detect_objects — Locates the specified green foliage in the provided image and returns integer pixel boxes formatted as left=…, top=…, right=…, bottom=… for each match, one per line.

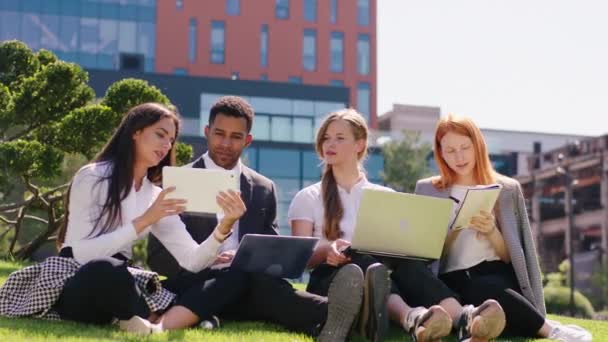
left=0, top=40, right=189, bottom=260
left=175, top=142, right=193, bottom=166
left=0, top=40, right=39, bottom=86
left=101, top=78, right=171, bottom=116
left=0, top=140, right=63, bottom=180
left=544, top=259, right=596, bottom=318
left=381, top=131, right=432, bottom=192
left=544, top=285, right=596, bottom=318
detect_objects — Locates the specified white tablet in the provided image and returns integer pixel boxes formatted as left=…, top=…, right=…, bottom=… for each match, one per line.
left=162, top=166, right=239, bottom=214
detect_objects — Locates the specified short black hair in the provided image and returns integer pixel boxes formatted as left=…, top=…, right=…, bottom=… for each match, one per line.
left=209, top=96, right=254, bottom=132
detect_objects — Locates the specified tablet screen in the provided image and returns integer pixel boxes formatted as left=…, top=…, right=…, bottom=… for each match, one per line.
left=162, top=166, right=239, bottom=214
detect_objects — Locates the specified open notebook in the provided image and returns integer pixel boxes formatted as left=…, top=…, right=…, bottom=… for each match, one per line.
left=451, top=184, right=502, bottom=230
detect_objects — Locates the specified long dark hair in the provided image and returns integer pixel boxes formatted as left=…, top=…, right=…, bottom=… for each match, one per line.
left=315, top=109, right=369, bottom=241
left=57, top=103, right=180, bottom=248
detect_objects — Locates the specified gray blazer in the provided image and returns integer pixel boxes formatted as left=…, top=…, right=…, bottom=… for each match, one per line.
left=415, top=176, right=546, bottom=315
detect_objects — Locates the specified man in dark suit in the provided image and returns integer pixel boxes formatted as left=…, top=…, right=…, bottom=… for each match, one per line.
left=147, top=96, right=370, bottom=340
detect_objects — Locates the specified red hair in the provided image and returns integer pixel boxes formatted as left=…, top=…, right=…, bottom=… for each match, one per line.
left=432, top=114, right=497, bottom=190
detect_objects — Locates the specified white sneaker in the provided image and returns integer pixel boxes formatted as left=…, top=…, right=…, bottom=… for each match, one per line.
left=118, top=316, right=162, bottom=335
left=548, top=321, right=592, bottom=342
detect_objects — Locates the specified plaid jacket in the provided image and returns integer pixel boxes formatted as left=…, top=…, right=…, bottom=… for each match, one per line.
left=0, top=256, right=176, bottom=320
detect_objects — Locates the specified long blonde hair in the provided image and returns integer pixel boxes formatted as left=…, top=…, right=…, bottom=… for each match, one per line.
left=315, top=109, right=369, bottom=241
left=432, top=114, right=497, bottom=190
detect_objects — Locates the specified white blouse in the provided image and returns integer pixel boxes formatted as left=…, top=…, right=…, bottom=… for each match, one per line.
left=441, top=185, right=500, bottom=274
left=62, top=162, right=222, bottom=272
left=288, top=176, right=393, bottom=244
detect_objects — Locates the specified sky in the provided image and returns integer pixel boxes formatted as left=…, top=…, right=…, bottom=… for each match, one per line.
left=377, top=0, right=608, bottom=136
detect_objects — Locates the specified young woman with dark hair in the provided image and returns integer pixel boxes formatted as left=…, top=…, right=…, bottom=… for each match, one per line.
left=1, top=103, right=246, bottom=333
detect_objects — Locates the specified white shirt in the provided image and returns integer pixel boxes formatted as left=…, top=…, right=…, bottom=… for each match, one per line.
left=441, top=185, right=500, bottom=274
left=287, top=176, right=394, bottom=244
left=202, top=152, right=242, bottom=253
left=62, top=162, right=222, bottom=272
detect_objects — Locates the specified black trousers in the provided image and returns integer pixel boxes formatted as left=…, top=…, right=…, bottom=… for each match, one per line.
left=308, top=254, right=456, bottom=309
left=164, top=268, right=328, bottom=336
left=55, top=260, right=327, bottom=335
left=439, top=260, right=545, bottom=337
left=221, top=272, right=328, bottom=336
left=55, top=260, right=151, bottom=324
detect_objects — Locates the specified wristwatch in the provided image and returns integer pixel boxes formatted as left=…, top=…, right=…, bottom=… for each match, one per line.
left=213, top=229, right=233, bottom=242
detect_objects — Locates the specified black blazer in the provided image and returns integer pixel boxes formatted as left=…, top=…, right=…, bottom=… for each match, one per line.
left=147, top=156, right=279, bottom=278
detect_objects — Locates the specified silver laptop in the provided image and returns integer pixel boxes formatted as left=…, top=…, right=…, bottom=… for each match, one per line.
left=350, top=189, right=453, bottom=260
left=230, top=234, right=319, bottom=279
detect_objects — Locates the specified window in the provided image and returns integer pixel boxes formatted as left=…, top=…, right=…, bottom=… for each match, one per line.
left=188, top=18, right=197, bottom=62
left=302, top=29, right=316, bottom=71
left=173, top=68, right=188, bottom=75
left=176, top=0, right=183, bottom=10
left=330, top=31, right=343, bottom=72
left=252, top=115, right=270, bottom=140
left=259, top=148, right=300, bottom=177
left=260, top=24, right=268, bottom=67
left=210, top=21, right=225, bottom=64
left=288, top=76, right=302, bottom=84
left=250, top=97, right=292, bottom=115
left=304, top=0, right=316, bottom=22
left=226, top=0, right=240, bottom=15
left=330, top=0, right=338, bottom=23
left=260, top=74, right=268, bottom=81
left=356, top=82, right=371, bottom=121
left=357, top=33, right=370, bottom=75
left=357, top=0, right=370, bottom=26
left=275, top=0, right=289, bottom=19
left=137, top=22, right=155, bottom=57
left=118, top=21, right=136, bottom=53
left=271, top=117, right=292, bottom=142
left=293, top=117, right=313, bottom=143
left=330, top=80, right=344, bottom=87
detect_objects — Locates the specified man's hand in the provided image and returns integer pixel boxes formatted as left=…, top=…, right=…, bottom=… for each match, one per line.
left=213, top=249, right=236, bottom=265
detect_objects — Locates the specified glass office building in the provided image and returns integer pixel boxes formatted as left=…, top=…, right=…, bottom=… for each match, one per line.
left=0, top=0, right=157, bottom=71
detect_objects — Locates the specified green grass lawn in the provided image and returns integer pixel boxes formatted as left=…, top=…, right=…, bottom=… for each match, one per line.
left=0, top=260, right=605, bottom=341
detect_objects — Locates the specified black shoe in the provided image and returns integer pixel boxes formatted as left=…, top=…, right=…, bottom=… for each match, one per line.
left=318, top=264, right=364, bottom=342
left=360, top=263, right=390, bottom=342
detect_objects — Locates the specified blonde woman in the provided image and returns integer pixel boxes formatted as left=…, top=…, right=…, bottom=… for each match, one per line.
left=290, top=109, right=506, bottom=342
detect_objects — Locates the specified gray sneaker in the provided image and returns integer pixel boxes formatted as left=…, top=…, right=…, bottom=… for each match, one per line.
left=359, top=263, right=390, bottom=342
left=456, top=300, right=506, bottom=342
left=318, top=264, right=365, bottom=342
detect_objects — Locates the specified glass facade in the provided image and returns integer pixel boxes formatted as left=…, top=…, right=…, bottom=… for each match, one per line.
left=0, top=0, right=157, bottom=72
left=210, top=21, right=225, bottom=64
left=357, top=33, right=370, bottom=75
left=199, top=92, right=345, bottom=144
left=330, top=31, right=344, bottom=72
left=302, top=29, right=316, bottom=71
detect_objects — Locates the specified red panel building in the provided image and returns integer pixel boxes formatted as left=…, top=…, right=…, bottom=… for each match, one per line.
left=155, top=0, right=377, bottom=126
